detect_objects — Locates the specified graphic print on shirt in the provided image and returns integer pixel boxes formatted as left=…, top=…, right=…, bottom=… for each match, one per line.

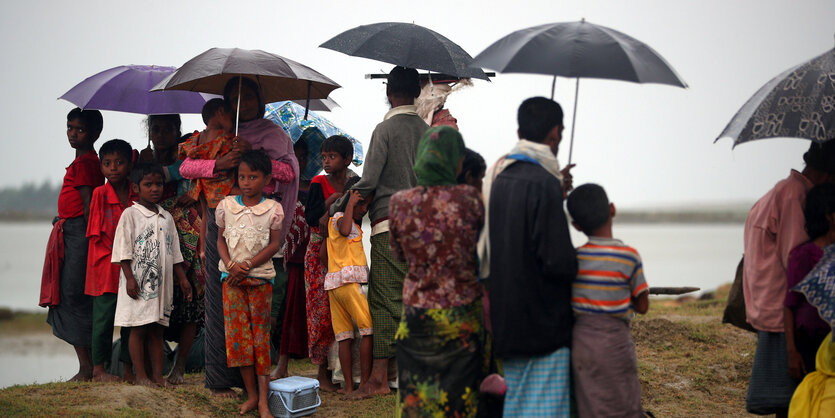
left=133, top=225, right=161, bottom=301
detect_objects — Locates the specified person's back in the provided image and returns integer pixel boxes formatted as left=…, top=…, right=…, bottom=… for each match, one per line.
left=566, top=183, right=648, bottom=418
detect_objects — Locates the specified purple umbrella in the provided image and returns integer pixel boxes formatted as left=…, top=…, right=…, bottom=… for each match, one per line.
left=59, top=65, right=219, bottom=115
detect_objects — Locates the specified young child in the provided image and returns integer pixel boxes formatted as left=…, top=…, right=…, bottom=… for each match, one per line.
left=566, top=183, right=649, bottom=418
left=784, top=183, right=835, bottom=380
left=322, top=177, right=374, bottom=395
left=457, top=147, right=487, bottom=191
left=216, top=150, right=284, bottom=417
left=84, top=139, right=136, bottom=382
left=111, top=162, right=192, bottom=387
left=304, top=135, right=355, bottom=391
left=178, top=98, right=240, bottom=260
left=41, top=108, right=105, bottom=382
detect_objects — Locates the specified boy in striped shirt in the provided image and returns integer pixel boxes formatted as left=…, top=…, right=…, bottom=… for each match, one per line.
left=566, top=183, right=649, bottom=418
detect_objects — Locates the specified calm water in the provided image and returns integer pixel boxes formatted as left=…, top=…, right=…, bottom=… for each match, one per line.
left=0, top=220, right=744, bottom=388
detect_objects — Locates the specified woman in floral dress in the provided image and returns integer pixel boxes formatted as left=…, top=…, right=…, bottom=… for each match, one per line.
left=389, top=126, right=487, bottom=417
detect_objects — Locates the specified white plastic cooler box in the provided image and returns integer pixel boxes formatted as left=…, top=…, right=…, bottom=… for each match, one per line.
left=268, top=376, right=322, bottom=417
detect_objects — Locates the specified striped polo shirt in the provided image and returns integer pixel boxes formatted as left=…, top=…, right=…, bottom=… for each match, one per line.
left=572, top=236, right=649, bottom=320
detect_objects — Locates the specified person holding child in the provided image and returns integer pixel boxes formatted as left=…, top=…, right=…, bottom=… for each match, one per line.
left=743, top=141, right=835, bottom=416
left=566, top=183, right=649, bottom=418
left=478, top=97, right=578, bottom=416
left=145, top=113, right=205, bottom=385
left=85, top=139, right=136, bottom=382
left=322, top=176, right=374, bottom=395
left=180, top=77, right=298, bottom=396
left=304, top=135, right=357, bottom=391
left=41, top=108, right=105, bottom=382
left=216, top=150, right=284, bottom=417
left=389, top=126, right=487, bottom=416
left=111, top=162, right=193, bottom=387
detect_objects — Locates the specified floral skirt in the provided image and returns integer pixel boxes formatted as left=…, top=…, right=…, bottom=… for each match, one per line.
left=396, top=300, right=488, bottom=418
left=304, top=229, right=334, bottom=365
left=222, top=280, right=272, bottom=375
left=160, top=197, right=205, bottom=334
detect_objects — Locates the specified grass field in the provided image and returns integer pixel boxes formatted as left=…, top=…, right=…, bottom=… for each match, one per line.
left=0, top=285, right=759, bottom=417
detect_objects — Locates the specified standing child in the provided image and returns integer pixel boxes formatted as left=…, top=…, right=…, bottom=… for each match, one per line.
left=304, top=135, right=356, bottom=391
left=41, top=108, right=105, bottom=382
left=112, top=162, right=192, bottom=387
left=784, top=184, right=835, bottom=380
left=216, top=150, right=284, bottom=417
left=85, top=139, right=136, bottom=382
left=322, top=180, right=374, bottom=395
left=566, top=183, right=649, bottom=418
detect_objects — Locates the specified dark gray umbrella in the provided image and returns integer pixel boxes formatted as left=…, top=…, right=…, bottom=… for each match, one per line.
left=472, top=19, right=687, bottom=163
left=716, top=46, right=835, bottom=147
left=320, top=22, right=488, bottom=80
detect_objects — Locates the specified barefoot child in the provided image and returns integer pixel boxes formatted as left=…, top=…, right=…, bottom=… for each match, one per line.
left=566, top=183, right=649, bottom=418
left=304, top=135, right=356, bottom=392
left=85, top=139, right=136, bottom=382
left=216, top=150, right=284, bottom=417
left=112, top=162, right=192, bottom=387
left=41, top=108, right=105, bottom=382
left=322, top=180, right=374, bottom=395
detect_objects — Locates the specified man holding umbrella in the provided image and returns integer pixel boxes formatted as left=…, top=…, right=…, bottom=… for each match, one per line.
left=337, top=66, right=428, bottom=398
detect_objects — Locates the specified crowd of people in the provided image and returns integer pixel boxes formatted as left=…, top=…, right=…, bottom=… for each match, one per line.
left=48, top=63, right=835, bottom=418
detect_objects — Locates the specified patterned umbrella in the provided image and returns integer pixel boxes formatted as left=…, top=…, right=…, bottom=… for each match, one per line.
left=717, top=46, right=835, bottom=146
left=264, top=101, right=363, bottom=181
left=793, top=244, right=835, bottom=330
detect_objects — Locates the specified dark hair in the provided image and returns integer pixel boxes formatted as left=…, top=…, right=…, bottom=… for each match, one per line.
left=457, top=148, right=486, bottom=184
left=804, top=184, right=835, bottom=240
left=321, top=135, right=353, bottom=161
left=387, top=66, right=421, bottom=98
left=239, top=149, right=272, bottom=176
left=148, top=114, right=182, bottom=135
left=223, top=77, right=264, bottom=118
left=67, top=107, right=104, bottom=140
left=201, top=98, right=231, bottom=125
left=566, top=183, right=611, bottom=233
left=804, top=140, right=835, bottom=175
left=129, top=162, right=165, bottom=185
left=294, top=136, right=309, bottom=158
left=517, top=97, right=564, bottom=143
left=98, top=139, right=133, bottom=161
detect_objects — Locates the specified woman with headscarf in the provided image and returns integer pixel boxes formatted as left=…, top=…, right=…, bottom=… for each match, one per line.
left=179, top=77, right=299, bottom=396
left=388, top=126, right=487, bottom=416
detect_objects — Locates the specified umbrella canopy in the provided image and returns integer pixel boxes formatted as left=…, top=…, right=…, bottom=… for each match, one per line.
left=264, top=101, right=363, bottom=181
left=793, top=244, right=835, bottom=330
left=717, top=47, right=835, bottom=146
left=320, top=22, right=489, bottom=80
left=471, top=20, right=687, bottom=87
left=152, top=48, right=341, bottom=103
left=59, top=65, right=218, bottom=115
left=292, top=97, right=340, bottom=112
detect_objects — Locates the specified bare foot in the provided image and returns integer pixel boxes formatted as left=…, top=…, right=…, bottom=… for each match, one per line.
left=135, top=377, right=156, bottom=387
left=123, top=367, right=136, bottom=384
left=68, top=371, right=92, bottom=382
left=239, top=397, right=258, bottom=415
left=92, top=372, right=121, bottom=383
left=343, top=379, right=390, bottom=400
left=211, top=388, right=238, bottom=399
left=269, top=367, right=288, bottom=381
left=258, top=400, right=272, bottom=418
left=166, top=367, right=185, bottom=385
left=318, top=376, right=340, bottom=393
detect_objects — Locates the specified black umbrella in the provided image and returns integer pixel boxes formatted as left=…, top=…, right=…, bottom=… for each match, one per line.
left=320, top=22, right=488, bottom=80
left=472, top=19, right=687, bottom=163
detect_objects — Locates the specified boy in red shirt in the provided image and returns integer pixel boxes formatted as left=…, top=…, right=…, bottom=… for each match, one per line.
left=85, top=139, right=137, bottom=382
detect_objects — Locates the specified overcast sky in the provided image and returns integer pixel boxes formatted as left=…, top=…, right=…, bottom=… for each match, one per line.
left=2, top=0, right=833, bottom=209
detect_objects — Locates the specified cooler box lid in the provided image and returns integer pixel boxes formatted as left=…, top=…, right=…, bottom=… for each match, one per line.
left=269, top=376, right=320, bottom=392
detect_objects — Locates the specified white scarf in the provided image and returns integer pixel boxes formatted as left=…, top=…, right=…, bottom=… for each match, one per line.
left=477, top=139, right=563, bottom=279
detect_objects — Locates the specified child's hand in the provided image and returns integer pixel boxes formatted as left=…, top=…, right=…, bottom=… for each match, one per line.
left=787, top=347, right=807, bottom=380
left=176, top=194, right=196, bottom=207
left=347, top=190, right=362, bottom=207
left=215, top=150, right=241, bottom=171
left=126, top=277, right=140, bottom=299
left=324, top=192, right=343, bottom=208
left=179, top=278, right=193, bottom=303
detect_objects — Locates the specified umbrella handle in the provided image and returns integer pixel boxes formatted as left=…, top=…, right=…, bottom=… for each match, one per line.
left=304, top=81, right=311, bottom=120
left=567, top=78, right=579, bottom=165
left=235, top=76, right=241, bottom=136
left=550, top=75, right=556, bottom=100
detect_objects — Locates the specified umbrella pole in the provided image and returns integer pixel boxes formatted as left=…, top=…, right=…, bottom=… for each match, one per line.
left=568, top=78, right=579, bottom=165
left=235, top=76, right=242, bottom=136
left=304, top=81, right=311, bottom=120
left=551, top=75, right=557, bottom=100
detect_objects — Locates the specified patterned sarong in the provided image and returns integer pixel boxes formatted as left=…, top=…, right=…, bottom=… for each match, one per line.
left=304, top=229, right=334, bottom=365
left=503, top=347, right=571, bottom=417
left=369, top=232, right=407, bottom=359
left=223, top=281, right=272, bottom=375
